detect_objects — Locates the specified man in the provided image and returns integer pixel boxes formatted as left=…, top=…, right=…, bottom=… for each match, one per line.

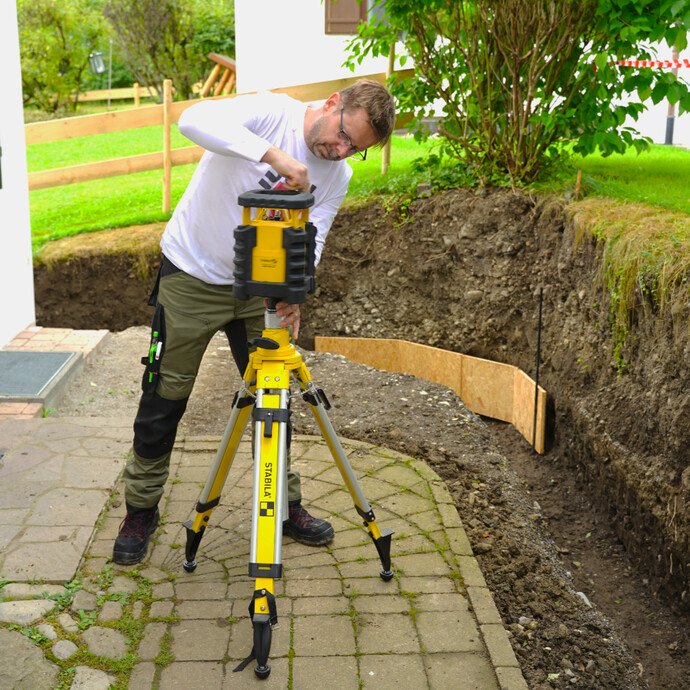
left=113, top=79, right=396, bottom=565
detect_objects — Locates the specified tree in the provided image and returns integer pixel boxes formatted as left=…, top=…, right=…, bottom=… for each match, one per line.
left=347, top=0, right=690, bottom=184
left=18, top=0, right=107, bottom=112
left=103, top=0, right=235, bottom=102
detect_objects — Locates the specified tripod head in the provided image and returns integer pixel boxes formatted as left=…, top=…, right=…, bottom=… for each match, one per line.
left=233, top=189, right=317, bottom=304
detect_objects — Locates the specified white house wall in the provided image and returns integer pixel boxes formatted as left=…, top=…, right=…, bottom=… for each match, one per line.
left=621, top=37, right=690, bottom=148
left=235, top=0, right=395, bottom=93
left=0, top=1, right=35, bottom=347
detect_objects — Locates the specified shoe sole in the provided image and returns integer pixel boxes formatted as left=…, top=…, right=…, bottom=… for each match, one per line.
left=283, top=523, right=334, bottom=546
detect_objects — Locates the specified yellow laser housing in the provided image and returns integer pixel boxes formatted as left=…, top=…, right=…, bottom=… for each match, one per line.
left=233, top=189, right=317, bottom=303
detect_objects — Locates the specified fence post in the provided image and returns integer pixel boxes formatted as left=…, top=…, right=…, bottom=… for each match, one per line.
left=133, top=82, right=140, bottom=108
left=381, top=44, right=395, bottom=175
left=163, top=79, right=172, bottom=213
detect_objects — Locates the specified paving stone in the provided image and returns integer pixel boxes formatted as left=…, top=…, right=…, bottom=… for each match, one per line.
left=36, top=623, right=58, bottom=640
left=160, top=661, right=224, bottom=688
left=70, top=666, right=116, bottom=689
left=82, top=626, right=128, bottom=659
left=447, top=526, right=474, bottom=555
left=27, top=488, right=109, bottom=526
left=495, top=666, right=530, bottom=690
left=70, top=589, right=98, bottom=613
left=138, top=622, right=167, bottom=660
left=1, top=540, right=86, bottom=582
left=481, top=624, right=520, bottom=668
left=132, top=600, right=144, bottom=618
left=351, top=594, right=410, bottom=614
left=293, top=655, right=359, bottom=689
left=426, top=652, right=499, bottom=689
left=153, top=582, right=175, bottom=599
left=292, top=595, right=350, bottom=616
left=58, top=612, right=79, bottom=632
left=0, top=599, right=55, bottom=625
left=402, top=506, right=438, bottom=529
left=398, top=575, right=456, bottom=594
left=360, top=653, right=428, bottom=688
left=415, top=591, right=470, bottom=612
left=0, top=524, right=23, bottom=550
left=52, top=639, right=79, bottom=659
left=98, top=600, right=123, bottom=622
left=108, top=575, right=139, bottom=594
left=293, top=614, right=356, bottom=657
left=416, top=611, right=483, bottom=653
left=438, top=501, right=463, bottom=528
left=456, top=555, right=488, bottom=587
left=139, top=566, right=167, bottom=582
left=171, top=619, right=230, bottom=661
left=0, top=628, right=59, bottom=690
left=467, top=587, right=503, bottom=625
left=343, top=577, right=399, bottom=596
left=1, top=583, right=66, bottom=599
left=395, top=551, right=453, bottom=578
left=285, top=577, right=342, bottom=597
left=129, top=662, right=157, bottom=690
left=150, top=600, right=175, bottom=618
left=176, top=599, right=232, bottom=619
left=357, top=612, right=419, bottom=655
left=175, top=581, right=227, bottom=600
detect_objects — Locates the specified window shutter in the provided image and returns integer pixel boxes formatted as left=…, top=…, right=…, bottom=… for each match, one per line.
left=325, top=0, right=368, bottom=35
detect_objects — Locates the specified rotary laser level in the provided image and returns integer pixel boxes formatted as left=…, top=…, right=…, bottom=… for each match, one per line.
left=233, top=189, right=317, bottom=303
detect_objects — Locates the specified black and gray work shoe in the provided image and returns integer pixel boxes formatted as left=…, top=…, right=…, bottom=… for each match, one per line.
left=283, top=501, right=334, bottom=546
left=112, top=505, right=160, bottom=565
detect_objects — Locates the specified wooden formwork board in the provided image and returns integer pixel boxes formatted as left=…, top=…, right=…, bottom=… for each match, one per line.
left=315, top=336, right=547, bottom=454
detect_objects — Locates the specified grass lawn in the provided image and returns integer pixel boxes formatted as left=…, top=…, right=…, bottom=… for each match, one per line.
left=27, top=118, right=690, bottom=253
left=28, top=131, right=433, bottom=250
left=574, top=144, right=690, bottom=215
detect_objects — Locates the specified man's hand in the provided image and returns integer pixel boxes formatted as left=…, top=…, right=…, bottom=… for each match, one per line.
left=261, top=147, right=310, bottom=191
left=273, top=301, right=301, bottom=340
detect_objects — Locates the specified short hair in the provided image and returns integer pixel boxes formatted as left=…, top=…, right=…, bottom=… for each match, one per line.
left=339, top=79, right=396, bottom=146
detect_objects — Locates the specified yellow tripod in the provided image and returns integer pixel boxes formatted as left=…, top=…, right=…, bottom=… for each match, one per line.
left=181, top=190, right=394, bottom=680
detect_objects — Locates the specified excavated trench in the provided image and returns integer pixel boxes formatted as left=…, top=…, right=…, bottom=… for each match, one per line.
left=34, top=189, right=690, bottom=687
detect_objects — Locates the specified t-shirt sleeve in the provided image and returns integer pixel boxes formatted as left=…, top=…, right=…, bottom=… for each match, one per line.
left=177, top=93, right=279, bottom=162
left=310, top=166, right=353, bottom=266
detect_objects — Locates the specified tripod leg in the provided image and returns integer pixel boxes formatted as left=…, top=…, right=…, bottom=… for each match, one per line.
left=299, top=378, right=394, bottom=581
left=233, top=386, right=289, bottom=677
left=183, top=387, right=254, bottom=572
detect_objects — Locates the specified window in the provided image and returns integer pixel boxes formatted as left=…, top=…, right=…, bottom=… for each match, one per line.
left=325, top=0, right=368, bottom=35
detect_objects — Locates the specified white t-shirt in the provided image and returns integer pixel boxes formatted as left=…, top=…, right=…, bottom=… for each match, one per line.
left=161, top=92, right=353, bottom=285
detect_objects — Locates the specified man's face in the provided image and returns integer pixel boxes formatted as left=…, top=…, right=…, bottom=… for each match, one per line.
left=306, top=101, right=379, bottom=161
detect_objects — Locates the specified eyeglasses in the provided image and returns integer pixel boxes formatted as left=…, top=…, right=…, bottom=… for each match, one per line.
left=339, top=108, right=368, bottom=161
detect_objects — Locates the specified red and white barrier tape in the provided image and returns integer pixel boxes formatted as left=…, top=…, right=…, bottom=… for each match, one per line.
left=616, top=59, right=690, bottom=68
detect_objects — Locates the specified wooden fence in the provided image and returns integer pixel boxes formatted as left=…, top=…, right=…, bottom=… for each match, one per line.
left=26, top=70, right=412, bottom=213
left=78, top=83, right=156, bottom=106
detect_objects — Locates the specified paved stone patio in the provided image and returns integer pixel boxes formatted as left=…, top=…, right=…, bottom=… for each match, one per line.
left=0, top=431, right=528, bottom=689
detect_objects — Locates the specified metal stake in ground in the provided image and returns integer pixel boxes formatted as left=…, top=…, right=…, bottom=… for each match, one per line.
left=532, top=286, right=544, bottom=453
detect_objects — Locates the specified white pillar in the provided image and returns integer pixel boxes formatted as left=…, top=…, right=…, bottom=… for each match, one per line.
left=0, top=1, right=35, bottom=347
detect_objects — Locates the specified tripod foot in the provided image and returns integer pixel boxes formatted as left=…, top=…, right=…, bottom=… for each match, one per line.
left=380, top=569, right=394, bottom=582
left=253, top=619, right=272, bottom=679
left=255, top=664, right=271, bottom=679
left=182, top=560, right=197, bottom=573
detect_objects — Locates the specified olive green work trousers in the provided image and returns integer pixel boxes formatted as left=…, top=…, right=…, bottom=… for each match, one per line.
left=124, top=261, right=302, bottom=509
